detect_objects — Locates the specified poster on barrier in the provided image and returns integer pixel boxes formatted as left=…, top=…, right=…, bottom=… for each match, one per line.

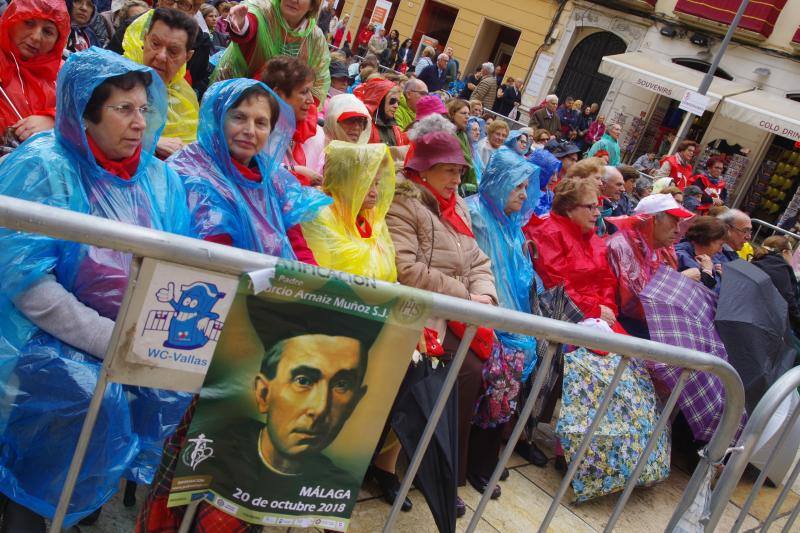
left=167, top=260, right=429, bottom=531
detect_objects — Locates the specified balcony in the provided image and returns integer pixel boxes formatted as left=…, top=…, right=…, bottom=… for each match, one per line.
left=673, top=0, right=787, bottom=41
left=584, top=0, right=656, bottom=14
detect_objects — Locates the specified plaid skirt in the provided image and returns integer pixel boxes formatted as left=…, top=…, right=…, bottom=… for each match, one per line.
left=135, top=396, right=261, bottom=533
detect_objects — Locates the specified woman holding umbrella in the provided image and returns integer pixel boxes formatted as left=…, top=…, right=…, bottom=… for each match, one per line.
left=387, top=129, right=499, bottom=517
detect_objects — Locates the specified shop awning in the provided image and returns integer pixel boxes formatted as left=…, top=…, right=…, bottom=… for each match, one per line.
left=717, top=90, right=800, bottom=142
left=599, top=52, right=752, bottom=109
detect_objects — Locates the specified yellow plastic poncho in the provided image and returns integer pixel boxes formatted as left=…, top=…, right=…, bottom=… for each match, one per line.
left=302, top=141, right=397, bottom=281
left=122, top=10, right=199, bottom=144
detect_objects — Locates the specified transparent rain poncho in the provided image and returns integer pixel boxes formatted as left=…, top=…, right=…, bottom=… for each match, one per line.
left=528, top=148, right=561, bottom=216
left=467, top=147, right=543, bottom=381
left=211, top=0, right=331, bottom=103
left=0, top=47, right=190, bottom=525
left=301, top=141, right=397, bottom=281
left=123, top=10, right=199, bottom=143
left=169, top=78, right=331, bottom=257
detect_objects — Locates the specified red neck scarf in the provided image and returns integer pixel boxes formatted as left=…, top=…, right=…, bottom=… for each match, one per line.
left=232, top=158, right=262, bottom=183
left=290, top=103, right=319, bottom=167
left=409, top=174, right=474, bottom=237
left=87, top=133, right=141, bottom=180
left=356, top=215, right=372, bottom=238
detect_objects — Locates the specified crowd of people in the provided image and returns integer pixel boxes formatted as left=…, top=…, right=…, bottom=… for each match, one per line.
left=0, top=0, right=795, bottom=530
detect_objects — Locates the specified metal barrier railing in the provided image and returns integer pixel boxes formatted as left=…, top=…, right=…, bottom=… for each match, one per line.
left=704, top=365, right=800, bottom=532
left=751, top=218, right=800, bottom=251
left=0, top=195, right=746, bottom=532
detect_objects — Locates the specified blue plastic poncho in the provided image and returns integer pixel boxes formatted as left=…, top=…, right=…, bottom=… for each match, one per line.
left=0, top=47, right=190, bottom=525
left=503, top=129, right=530, bottom=157
left=528, top=149, right=562, bottom=216
left=467, top=147, right=542, bottom=381
left=168, top=78, right=331, bottom=257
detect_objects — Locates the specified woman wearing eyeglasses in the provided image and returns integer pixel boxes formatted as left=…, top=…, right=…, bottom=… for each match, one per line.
left=0, top=48, right=191, bottom=530
left=530, top=178, right=619, bottom=328
left=387, top=130, right=499, bottom=516
left=353, top=76, right=408, bottom=149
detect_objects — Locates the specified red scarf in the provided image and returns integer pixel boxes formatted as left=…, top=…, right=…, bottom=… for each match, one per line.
left=356, top=215, right=372, bottom=238
left=87, top=133, right=141, bottom=180
left=290, top=103, right=319, bottom=167
left=232, top=158, right=262, bottom=183
left=408, top=174, right=474, bottom=237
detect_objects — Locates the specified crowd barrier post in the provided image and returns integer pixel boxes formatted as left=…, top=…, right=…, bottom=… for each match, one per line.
left=751, top=218, right=800, bottom=250
left=0, top=195, right=746, bottom=532
left=703, top=365, right=800, bottom=532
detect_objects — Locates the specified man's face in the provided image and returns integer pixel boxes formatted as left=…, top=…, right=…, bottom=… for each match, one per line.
left=652, top=213, right=680, bottom=248
left=143, top=20, right=192, bottom=84
left=445, top=46, right=453, bottom=58
left=564, top=97, right=574, bottom=108
left=709, top=160, right=724, bottom=178
left=546, top=99, right=558, bottom=113
left=255, top=335, right=366, bottom=465
left=437, top=56, right=448, bottom=69
left=405, top=82, right=427, bottom=110
left=726, top=214, right=752, bottom=251
left=602, top=169, right=625, bottom=201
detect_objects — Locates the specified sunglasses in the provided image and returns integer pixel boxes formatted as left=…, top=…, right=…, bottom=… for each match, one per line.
left=388, top=97, right=399, bottom=106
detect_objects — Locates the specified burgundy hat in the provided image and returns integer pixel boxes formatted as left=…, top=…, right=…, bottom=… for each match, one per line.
left=405, top=131, right=467, bottom=173
left=415, top=95, right=447, bottom=120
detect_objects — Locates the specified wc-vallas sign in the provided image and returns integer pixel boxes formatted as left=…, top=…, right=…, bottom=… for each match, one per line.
left=125, top=259, right=239, bottom=374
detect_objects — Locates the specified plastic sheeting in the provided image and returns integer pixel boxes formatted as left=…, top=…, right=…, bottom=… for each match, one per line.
left=169, top=78, right=330, bottom=256
left=528, top=149, right=561, bottom=216
left=322, top=93, right=371, bottom=144
left=123, top=10, right=199, bottom=143
left=0, top=48, right=190, bottom=525
left=302, top=141, right=397, bottom=281
left=467, top=147, right=542, bottom=381
left=211, top=0, right=330, bottom=103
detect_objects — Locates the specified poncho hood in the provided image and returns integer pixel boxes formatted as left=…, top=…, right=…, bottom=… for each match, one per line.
left=55, top=46, right=168, bottom=180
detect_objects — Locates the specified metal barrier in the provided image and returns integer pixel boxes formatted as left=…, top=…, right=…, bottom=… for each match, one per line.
left=0, top=195, right=746, bottom=532
left=751, top=218, right=800, bottom=251
left=704, top=365, right=800, bottom=532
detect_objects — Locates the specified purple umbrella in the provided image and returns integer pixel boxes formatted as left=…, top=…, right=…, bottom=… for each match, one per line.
left=640, top=267, right=744, bottom=443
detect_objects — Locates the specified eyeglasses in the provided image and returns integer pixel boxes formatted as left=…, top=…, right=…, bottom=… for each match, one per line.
left=387, top=97, right=399, bottom=106
left=408, top=90, right=429, bottom=96
left=104, top=103, right=152, bottom=118
left=575, top=203, right=600, bottom=212
left=341, top=116, right=368, bottom=128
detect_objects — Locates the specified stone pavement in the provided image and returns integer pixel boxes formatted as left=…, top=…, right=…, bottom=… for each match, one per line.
left=79, top=425, right=800, bottom=532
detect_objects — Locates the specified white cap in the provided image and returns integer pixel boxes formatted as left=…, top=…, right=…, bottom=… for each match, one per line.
left=633, top=193, right=694, bottom=218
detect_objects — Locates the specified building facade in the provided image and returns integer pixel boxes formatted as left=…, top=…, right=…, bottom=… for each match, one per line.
left=335, top=0, right=555, bottom=83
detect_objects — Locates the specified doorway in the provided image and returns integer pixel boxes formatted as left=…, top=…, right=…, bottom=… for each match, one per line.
left=412, top=0, right=458, bottom=51
left=354, top=0, right=399, bottom=36
left=466, top=20, right=521, bottom=81
left=554, top=31, right=627, bottom=107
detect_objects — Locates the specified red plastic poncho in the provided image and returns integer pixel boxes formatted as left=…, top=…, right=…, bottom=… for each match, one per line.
left=353, top=77, right=407, bottom=145
left=606, top=216, right=678, bottom=322
left=0, top=0, right=70, bottom=131
left=527, top=212, right=618, bottom=319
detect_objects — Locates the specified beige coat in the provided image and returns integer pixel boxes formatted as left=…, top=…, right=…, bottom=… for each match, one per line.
left=386, top=177, right=497, bottom=303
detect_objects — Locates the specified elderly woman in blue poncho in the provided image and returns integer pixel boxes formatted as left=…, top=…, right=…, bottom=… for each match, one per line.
left=466, top=146, right=543, bottom=472
left=468, top=146, right=542, bottom=382
left=0, top=47, right=190, bottom=529
left=137, top=77, right=331, bottom=532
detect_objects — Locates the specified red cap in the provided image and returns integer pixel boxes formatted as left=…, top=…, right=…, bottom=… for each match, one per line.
left=337, top=110, right=368, bottom=123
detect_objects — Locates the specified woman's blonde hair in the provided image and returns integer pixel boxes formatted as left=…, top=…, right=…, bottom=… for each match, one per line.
left=552, top=178, right=599, bottom=216
left=566, top=157, right=604, bottom=180
left=486, top=120, right=509, bottom=136
left=753, top=235, right=793, bottom=261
